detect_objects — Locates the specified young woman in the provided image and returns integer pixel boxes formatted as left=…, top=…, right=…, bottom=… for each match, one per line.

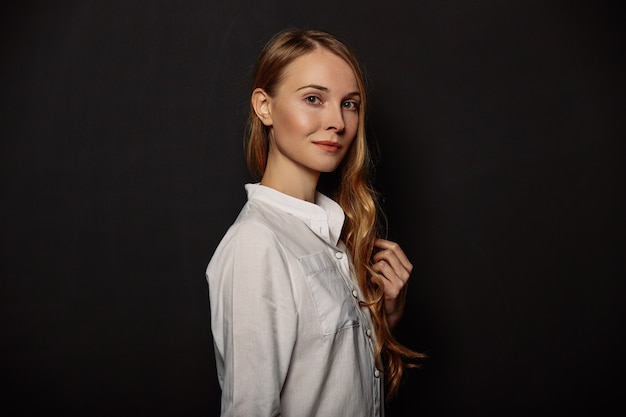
left=206, top=27, right=424, bottom=416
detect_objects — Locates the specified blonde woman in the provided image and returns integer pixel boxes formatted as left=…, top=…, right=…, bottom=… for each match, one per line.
left=206, top=28, right=424, bottom=416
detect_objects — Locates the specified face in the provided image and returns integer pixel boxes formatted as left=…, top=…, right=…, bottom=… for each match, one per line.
left=255, top=48, right=361, bottom=180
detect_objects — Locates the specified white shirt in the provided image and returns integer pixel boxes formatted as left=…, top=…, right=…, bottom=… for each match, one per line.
left=206, top=183, right=384, bottom=417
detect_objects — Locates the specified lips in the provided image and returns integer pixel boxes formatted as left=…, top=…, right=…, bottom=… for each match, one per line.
left=312, top=140, right=342, bottom=152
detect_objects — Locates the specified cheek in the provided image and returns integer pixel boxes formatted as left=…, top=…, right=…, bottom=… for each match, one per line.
left=274, top=106, right=318, bottom=136
left=345, top=115, right=360, bottom=139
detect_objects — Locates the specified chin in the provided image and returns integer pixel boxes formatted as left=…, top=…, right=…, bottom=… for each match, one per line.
left=317, top=164, right=341, bottom=174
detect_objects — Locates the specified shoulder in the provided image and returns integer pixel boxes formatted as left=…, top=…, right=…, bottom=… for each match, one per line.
left=206, top=207, right=293, bottom=288
left=207, top=198, right=312, bottom=272
left=227, top=201, right=283, bottom=243
left=208, top=203, right=286, bottom=267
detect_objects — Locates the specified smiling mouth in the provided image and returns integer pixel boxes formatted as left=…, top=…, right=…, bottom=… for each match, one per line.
left=313, top=141, right=342, bottom=152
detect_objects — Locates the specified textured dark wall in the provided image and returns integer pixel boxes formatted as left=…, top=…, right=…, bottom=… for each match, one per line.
left=1, top=1, right=623, bottom=415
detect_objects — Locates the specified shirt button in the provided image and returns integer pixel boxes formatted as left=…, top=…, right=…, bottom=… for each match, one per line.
left=334, top=251, right=343, bottom=259
left=374, top=369, right=380, bottom=378
left=352, top=289, right=358, bottom=298
left=366, top=329, right=372, bottom=337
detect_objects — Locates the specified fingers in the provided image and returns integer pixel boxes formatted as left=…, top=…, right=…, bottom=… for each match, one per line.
left=372, top=238, right=412, bottom=297
left=371, top=239, right=412, bottom=328
left=373, top=238, right=413, bottom=277
left=373, top=259, right=405, bottom=298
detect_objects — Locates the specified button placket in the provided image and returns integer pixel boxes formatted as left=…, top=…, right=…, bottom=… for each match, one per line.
left=331, top=248, right=355, bottom=297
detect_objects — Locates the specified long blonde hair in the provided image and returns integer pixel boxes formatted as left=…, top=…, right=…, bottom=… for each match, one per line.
left=244, top=27, right=425, bottom=400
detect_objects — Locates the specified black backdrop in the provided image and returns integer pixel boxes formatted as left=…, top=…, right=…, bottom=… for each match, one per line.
left=1, top=1, right=623, bottom=416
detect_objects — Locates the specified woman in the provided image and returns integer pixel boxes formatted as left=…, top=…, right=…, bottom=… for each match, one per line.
left=206, top=27, right=424, bottom=416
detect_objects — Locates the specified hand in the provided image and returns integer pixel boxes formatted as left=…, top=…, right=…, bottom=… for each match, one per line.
left=372, top=238, right=413, bottom=329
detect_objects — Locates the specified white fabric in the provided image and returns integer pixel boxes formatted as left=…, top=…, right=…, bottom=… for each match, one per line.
left=206, top=183, right=383, bottom=417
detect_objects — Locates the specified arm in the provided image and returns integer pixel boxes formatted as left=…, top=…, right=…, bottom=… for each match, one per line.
left=208, top=222, right=297, bottom=416
left=371, top=238, right=413, bottom=329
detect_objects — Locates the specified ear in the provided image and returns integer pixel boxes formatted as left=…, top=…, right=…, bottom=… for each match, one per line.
left=251, top=88, right=273, bottom=126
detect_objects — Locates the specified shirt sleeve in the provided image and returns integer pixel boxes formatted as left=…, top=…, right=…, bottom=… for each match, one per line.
left=207, top=220, right=297, bottom=417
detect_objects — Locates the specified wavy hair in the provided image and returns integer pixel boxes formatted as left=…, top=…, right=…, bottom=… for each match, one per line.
left=244, top=27, right=425, bottom=400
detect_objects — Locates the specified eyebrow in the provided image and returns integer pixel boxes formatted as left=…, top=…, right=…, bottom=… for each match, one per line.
left=295, top=84, right=360, bottom=97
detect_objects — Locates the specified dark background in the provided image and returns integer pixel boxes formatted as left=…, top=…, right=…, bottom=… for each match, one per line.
left=1, top=1, right=623, bottom=415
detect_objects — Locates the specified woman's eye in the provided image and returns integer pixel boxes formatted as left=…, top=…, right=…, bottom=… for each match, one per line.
left=305, top=96, right=321, bottom=104
left=343, top=101, right=359, bottom=110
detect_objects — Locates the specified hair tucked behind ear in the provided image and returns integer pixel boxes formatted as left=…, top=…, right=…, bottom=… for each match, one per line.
left=244, top=27, right=425, bottom=400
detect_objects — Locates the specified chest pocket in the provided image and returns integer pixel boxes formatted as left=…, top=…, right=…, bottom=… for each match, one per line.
left=299, top=252, right=360, bottom=335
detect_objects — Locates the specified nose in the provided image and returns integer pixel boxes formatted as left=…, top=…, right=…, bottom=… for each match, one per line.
left=325, top=104, right=345, bottom=133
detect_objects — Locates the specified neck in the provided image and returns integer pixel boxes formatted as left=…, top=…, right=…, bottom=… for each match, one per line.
left=261, top=155, right=319, bottom=203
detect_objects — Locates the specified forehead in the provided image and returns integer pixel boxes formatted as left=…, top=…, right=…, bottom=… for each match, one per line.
left=279, top=48, right=359, bottom=92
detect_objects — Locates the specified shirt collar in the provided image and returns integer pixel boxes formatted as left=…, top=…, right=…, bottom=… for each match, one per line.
left=245, top=183, right=345, bottom=246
